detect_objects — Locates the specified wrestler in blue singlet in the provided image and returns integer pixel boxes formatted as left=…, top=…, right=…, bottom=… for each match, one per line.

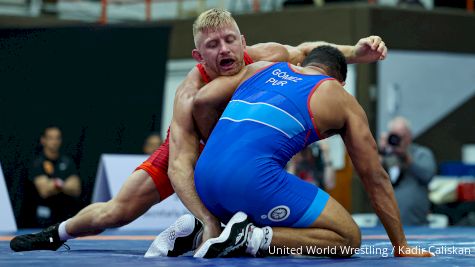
left=195, top=62, right=334, bottom=227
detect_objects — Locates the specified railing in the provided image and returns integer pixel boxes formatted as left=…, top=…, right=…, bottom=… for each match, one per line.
left=98, top=0, right=265, bottom=24
left=1, top=0, right=473, bottom=24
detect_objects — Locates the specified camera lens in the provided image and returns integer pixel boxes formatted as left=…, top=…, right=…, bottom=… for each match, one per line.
left=388, top=134, right=401, bottom=146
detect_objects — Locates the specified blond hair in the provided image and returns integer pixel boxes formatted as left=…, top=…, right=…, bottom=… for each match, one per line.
left=193, top=8, right=239, bottom=46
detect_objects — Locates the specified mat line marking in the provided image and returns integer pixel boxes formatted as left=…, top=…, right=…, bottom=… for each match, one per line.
left=2, top=234, right=473, bottom=242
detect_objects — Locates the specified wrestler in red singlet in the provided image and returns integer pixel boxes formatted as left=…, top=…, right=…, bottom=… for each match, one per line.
left=135, top=51, right=254, bottom=200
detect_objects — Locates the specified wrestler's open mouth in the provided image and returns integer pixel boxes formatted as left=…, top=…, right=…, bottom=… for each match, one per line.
left=220, top=58, right=235, bottom=67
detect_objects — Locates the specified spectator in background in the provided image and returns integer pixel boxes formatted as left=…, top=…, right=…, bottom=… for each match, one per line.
left=143, top=132, right=163, bottom=155
left=287, top=142, right=336, bottom=190
left=379, top=117, right=436, bottom=225
left=30, top=126, right=82, bottom=227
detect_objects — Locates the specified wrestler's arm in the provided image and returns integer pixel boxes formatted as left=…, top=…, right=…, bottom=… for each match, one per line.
left=246, top=36, right=387, bottom=64
left=313, top=81, right=431, bottom=257
left=193, top=61, right=271, bottom=141
left=168, top=68, right=221, bottom=242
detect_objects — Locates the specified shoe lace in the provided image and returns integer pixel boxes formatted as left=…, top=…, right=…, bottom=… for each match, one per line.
left=221, top=224, right=253, bottom=257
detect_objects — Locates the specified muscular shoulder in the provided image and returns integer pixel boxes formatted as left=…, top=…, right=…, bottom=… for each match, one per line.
left=175, top=67, right=204, bottom=101
left=206, top=61, right=273, bottom=87
left=244, top=61, right=274, bottom=77
left=247, top=42, right=290, bottom=62
left=316, top=79, right=349, bottom=99
left=311, top=79, right=354, bottom=137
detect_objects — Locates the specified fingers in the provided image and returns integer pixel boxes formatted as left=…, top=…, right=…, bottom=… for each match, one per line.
left=378, top=41, right=386, bottom=53
left=423, top=249, right=436, bottom=257
left=369, top=35, right=382, bottom=50
left=395, top=248, right=435, bottom=257
left=354, top=35, right=388, bottom=62
left=359, top=35, right=383, bottom=50
left=378, top=42, right=387, bottom=60
left=413, top=250, right=435, bottom=257
left=364, top=35, right=388, bottom=60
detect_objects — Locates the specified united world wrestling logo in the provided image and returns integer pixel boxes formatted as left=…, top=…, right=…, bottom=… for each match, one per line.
left=268, top=205, right=290, bottom=222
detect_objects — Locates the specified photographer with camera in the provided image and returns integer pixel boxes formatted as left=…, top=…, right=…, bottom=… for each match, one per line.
left=379, top=117, right=436, bottom=225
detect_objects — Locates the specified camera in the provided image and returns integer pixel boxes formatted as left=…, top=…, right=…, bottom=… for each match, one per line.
left=378, top=133, right=403, bottom=156
left=387, top=134, right=401, bottom=147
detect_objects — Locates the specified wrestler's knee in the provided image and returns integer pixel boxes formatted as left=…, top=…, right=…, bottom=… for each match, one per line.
left=338, top=220, right=361, bottom=257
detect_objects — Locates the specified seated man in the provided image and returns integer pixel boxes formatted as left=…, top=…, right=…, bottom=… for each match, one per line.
left=190, top=46, right=432, bottom=258
left=30, top=126, right=82, bottom=227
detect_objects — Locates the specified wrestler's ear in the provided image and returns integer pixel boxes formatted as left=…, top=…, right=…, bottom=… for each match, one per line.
left=192, top=49, right=204, bottom=63
left=241, top=35, right=247, bottom=49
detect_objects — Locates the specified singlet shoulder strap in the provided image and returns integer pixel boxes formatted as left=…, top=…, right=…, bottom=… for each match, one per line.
left=243, top=51, right=254, bottom=65
left=196, top=63, right=211, bottom=84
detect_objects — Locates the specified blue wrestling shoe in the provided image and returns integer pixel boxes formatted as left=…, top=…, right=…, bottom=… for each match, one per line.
left=145, top=214, right=203, bottom=257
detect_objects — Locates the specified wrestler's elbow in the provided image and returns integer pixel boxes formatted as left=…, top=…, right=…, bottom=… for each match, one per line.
left=168, top=158, right=192, bottom=181
left=167, top=160, right=180, bottom=181
left=167, top=169, right=182, bottom=195
left=364, top=169, right=394, bottom=206
left=192, top=95, right=210, bottom=119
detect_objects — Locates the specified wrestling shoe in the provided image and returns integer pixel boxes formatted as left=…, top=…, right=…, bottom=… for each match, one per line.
left=194, top=211, right=260, bottom=258
left=10, top=223, right=66, bottom=252
left=144, top=214, right=203, bottom=257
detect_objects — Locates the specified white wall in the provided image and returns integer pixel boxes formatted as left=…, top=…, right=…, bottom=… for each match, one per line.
left=0, top=162, right=17, bottom=232
left=377, top=50, right=475, bottom=138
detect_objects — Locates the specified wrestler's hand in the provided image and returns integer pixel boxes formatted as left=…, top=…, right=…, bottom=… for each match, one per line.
left=394, top=245, right=434, bottom=257
left=197, top=218, right=222, bottom=249
left=352, top=35, right=387, bottom=63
